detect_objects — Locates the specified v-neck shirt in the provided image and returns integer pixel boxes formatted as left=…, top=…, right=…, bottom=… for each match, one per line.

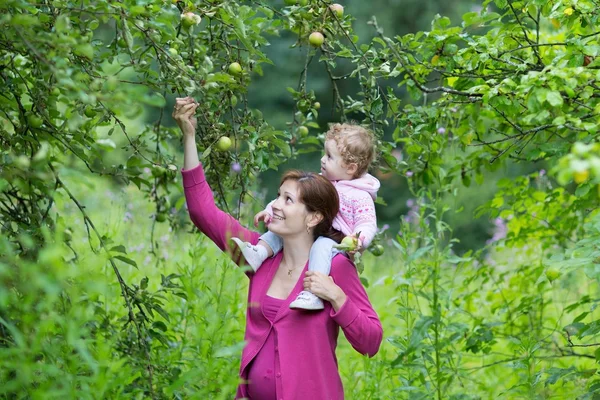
left=247, top=295, right=285, bottom=400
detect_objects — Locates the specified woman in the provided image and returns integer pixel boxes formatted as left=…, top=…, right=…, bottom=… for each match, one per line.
left=173, top=97, right=383, bottom=399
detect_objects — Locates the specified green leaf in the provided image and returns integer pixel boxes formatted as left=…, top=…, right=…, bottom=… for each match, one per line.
left=74, top=44, right=94, bottom=60
left=114, top=255, right=138, bottom=268
left=546, top=91, right=564, bottom=107
left=142, top=93, right=166, bottom=108
left=110, top=245, right=127, bottom=253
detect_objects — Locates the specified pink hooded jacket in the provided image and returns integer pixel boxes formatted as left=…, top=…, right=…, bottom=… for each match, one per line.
left=182, top=164, right=383, bottom=400
left=267, top=174, right=381, bottom=247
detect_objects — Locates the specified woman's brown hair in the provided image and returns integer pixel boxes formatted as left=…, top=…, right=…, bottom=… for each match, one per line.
left=280, top=170, right=345, bottom=243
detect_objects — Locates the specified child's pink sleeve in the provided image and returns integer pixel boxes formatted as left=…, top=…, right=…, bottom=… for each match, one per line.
left=352, top=192, right=378, bottom=248
left=264, top=199, right=275, bottom=217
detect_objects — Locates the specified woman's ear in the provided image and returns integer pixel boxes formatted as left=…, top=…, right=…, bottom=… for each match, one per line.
left=307, top=212, right=324, bottom=229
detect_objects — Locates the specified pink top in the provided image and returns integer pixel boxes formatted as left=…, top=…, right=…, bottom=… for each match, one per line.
left=182, top=163, right=383, bottom=400
left=247, top=295, right=284, bottom=400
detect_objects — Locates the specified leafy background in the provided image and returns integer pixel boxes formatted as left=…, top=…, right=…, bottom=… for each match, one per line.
left=1, top=0, right=600, bottom=398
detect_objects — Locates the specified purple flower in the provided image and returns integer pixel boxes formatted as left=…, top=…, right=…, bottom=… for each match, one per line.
left=406, top=199, right=415, bottom=207
left=406, top=170, right=414, bottom=177
left=450, top=107, right=458, bottom=113
left=437, top=127, right=446, bottom=134
left=232, top=162, right=242, bottom=173
left=539, top=169, right=546, bottom=176
left=487, top=217, right=507, bottom=244
left=392, top=150, right=403, bottom=162
left=123, top=211, right=133, bottom=222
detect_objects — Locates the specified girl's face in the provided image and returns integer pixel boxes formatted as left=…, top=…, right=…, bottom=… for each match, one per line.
left=268, top=179, right=315, bottom=237
left=320, top=139, right=354, bottom=181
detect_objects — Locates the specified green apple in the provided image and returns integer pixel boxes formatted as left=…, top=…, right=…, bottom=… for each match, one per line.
left=27, top=114, right=43, bottom=128
left=546, top=268, right=561, bottom=282
left=84, top=107, right=97, bottom=118
left=298, top=0, right=308, bottom=5
left=228, top=62, right=242, bottom=75
left=181, top=12, right=201, bottom=29
left=313, top=101, right=321, bottom=109
left=284, top=0, right=297, bottom=5
left=574, top=170, right=589, bottom=184
left=370, top=244, right=384, bottom=257
left=216, top=136, right=232, bottom=151
left=329, top=4, right=344, bottom=17
left=168, top=48, right=178, bottom=56
left=340, top=235, right=359, bottom=251
left=309, top=32, right=324, bottom=47
left=298, top=126, right=309, bottom=135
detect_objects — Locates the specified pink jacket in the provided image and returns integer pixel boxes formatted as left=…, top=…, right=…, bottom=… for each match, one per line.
left=182, top=164, right=383, bottom=400
left=266, top=174, right=381, bottom=247
left=331, top=174, right=380, bottom=248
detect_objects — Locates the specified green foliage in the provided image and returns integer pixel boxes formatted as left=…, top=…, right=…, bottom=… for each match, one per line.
left=1, top=0, right=600, bottom=398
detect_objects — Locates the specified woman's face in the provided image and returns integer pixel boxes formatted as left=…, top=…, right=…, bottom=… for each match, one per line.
left=268, top=179, right=312, bottom=237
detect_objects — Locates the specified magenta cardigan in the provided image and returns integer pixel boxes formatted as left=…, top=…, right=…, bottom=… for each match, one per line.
left=182, top=164, right=383, bottom=400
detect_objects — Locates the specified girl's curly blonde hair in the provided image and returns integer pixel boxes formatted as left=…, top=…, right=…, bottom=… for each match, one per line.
left=325, top=123, right=376, bottom=178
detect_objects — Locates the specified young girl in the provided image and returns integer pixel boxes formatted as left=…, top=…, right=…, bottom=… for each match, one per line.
left=233, top=123, right=380, bottom=310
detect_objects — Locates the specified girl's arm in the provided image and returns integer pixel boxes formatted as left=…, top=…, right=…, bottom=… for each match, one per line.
left=352, top=192, right=378, bottom=248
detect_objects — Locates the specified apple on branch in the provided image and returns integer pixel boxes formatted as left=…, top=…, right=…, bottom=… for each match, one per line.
left=309, top=32, right=324, bottom=48
left=329, top=4, right=344, bottom=17
left=216, top=136, right=232, bottom=151
left=228, top=62, right=242, bottom=76
left=334, top=234, right=360, bottom=251
left=181, top=12, right=201, bottom=29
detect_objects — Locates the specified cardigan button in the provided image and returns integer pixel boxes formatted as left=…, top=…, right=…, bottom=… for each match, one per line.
left=276, top=372, right=281, bottom=378
left=274, top=346, right=278, bottom=352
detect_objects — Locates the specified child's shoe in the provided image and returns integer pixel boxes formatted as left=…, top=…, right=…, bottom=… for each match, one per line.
left=289, top=291, right=324, bottom=310
left=231, top=238, right=267, bottom=271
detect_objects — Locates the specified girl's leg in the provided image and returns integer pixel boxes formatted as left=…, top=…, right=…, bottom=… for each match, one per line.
left=290, top=237, right=339, bottom=310
left=307, top=237, right=338, bottom=274
left=231, top=231, right=282, bottom=271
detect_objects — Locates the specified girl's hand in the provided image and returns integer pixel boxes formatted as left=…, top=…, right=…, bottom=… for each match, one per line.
left=253, top=210, right=272, bottom=227
left=172, top=97, right=198, bottom=136
left=303, top=271, right=347, bottom=311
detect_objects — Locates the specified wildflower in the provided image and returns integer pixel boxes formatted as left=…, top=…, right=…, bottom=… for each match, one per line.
left=564, top=7, right=574, bottom=16
left=437, top=127, right=446, bottom=134
left=406, top=170, right=414, bottom=177
left=232, top=162, right=242, bottom=173
left=392, top=150, right=403, bottom=162
left=123, top=211, right=133, bottom=222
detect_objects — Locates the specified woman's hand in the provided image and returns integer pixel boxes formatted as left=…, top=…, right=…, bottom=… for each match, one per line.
left=172, top=97, right=198, bottom=136
left=303, top=271, right=347, bottom=312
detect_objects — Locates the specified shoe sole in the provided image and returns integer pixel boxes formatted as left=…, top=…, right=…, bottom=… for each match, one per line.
left=289, top=303, right=324, bottom=310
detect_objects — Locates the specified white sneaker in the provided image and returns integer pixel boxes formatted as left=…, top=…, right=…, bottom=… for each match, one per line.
left=231, top=238, right=267, bottom=271
left=289, top=291, right=324, bottom=310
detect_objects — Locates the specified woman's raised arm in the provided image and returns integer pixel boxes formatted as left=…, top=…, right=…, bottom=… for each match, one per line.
left=174, top=98, right=260, bottom=266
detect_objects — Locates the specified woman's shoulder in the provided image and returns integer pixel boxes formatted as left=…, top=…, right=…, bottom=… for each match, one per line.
left=330, top=253, right=356, bottom=273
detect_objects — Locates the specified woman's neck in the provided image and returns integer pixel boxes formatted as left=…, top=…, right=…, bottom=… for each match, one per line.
left=280, top=235, right=314, bottom=267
